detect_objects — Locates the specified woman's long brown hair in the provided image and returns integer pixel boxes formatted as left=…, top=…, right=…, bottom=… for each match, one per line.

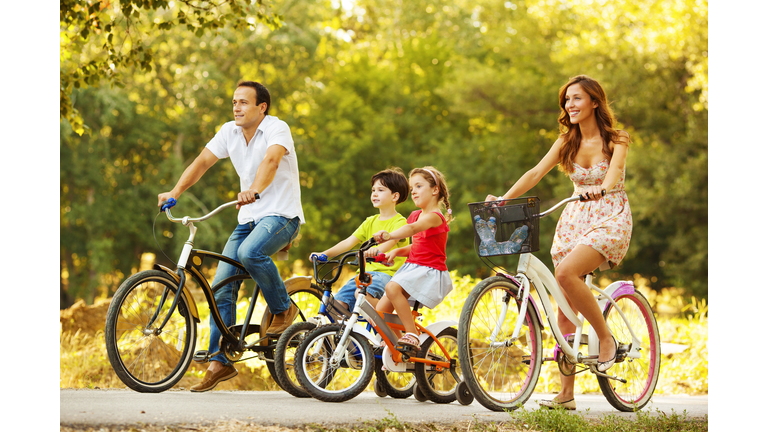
left=557, top=75, right=623, bottom=173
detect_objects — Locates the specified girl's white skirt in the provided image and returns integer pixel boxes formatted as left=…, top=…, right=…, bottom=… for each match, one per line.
left=390, top=262, right=453, bottom=309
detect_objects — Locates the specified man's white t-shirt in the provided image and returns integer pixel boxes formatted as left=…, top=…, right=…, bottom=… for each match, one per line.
left=205, top=115, right=305, bottom=226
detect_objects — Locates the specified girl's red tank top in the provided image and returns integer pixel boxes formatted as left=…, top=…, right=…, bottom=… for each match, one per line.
left=405, top=210, right=449, bottom=271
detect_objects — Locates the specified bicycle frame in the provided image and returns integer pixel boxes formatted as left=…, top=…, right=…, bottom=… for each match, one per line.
left=511, top=253, right=643, bottom=367
left=152, top=200, right=280, bottom=353
left=481, top=194, right=644, bottom=371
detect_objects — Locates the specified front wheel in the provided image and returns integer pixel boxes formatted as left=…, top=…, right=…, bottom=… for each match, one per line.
left=294, top=323, right=374, bottom=402
left=105, top=270, right=197, bottom=393
left=598, top=290, right=661, bottom=411
left=458, top=276, right=542, bottom=412
left=414, top=327, right=460, bottom=404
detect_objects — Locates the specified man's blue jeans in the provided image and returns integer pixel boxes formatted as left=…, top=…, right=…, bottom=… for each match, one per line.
left=208, top=215, right=300, bottom=365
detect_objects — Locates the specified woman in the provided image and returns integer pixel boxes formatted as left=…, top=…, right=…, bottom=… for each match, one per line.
left=485, top=75, right=632, bottom=411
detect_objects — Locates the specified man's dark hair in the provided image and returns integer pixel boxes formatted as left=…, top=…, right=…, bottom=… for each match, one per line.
left=237, top=81, right=271, bottom=115
left=372, top=167, right=409, bottom=204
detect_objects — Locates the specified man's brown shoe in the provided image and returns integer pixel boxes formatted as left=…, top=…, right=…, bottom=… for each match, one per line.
left=266, top=303, right=299, bottom=335
left=190, top=364, right=238, bottom=392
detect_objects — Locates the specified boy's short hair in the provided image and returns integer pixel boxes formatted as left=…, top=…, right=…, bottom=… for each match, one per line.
left=371, top=168, right=409, bottom=204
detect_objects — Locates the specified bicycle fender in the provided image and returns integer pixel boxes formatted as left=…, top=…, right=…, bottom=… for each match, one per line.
left=352, top=325, right=380, bottom=345
left=418, top=320, right=458, bottom=345
left=588, top=280, right=635, bottom=357
left=152, top=264, right=200, bottom=322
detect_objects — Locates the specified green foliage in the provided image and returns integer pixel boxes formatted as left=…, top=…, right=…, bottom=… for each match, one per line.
left=60, top=0, right=284, bottom=135
left=60, top=0, right=708, bottom=304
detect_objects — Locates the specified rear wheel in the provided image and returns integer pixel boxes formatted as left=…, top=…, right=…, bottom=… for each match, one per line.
left=294, top=323, right=374, bottom=402
left=273, top=321, right=318, bottom=397
left=414, top=327, right=460, bottom=404
left=105, top=270, right=197, bottom=393
left=598, top=290, right=661, bottom=411
left=458, top=276, right=542, bottom=411
left=374, top=356, right=415, bottom=399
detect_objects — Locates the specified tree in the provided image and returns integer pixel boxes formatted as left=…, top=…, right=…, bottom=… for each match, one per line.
left=60, top=0, right=284, bottom=135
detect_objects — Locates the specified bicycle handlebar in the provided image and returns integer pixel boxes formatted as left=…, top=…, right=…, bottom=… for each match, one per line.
left=311, top=237, right=385, bottom=285
left=159, top=199, right=241, bottom=225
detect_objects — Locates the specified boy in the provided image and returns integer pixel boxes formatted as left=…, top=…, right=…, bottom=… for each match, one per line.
left=309, top=168, right=410, bottom=312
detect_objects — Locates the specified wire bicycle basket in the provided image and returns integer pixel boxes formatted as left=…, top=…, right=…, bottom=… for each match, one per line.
left=468, top=197, right=540, bottom=258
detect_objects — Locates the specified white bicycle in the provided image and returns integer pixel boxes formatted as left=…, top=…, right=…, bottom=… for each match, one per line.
left=458, top=195, right=660, bottom=412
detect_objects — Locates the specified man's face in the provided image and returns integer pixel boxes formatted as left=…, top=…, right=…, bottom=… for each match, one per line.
left=232, top=86, right=265, bottom=130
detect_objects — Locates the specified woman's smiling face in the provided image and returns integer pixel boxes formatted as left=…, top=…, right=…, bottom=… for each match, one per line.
left=564, top=83, right=598, bottom=124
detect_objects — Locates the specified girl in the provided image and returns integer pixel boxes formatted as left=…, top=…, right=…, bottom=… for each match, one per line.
left=373, top=166, right=453, bottom=353
left=486, top=75, right=632, bottom=411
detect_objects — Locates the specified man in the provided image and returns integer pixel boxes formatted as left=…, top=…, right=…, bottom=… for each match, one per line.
left=157, top=81, right=304, bottom=392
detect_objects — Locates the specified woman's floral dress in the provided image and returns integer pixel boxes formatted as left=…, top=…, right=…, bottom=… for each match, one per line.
left=551, top=159, right=632, bottom=270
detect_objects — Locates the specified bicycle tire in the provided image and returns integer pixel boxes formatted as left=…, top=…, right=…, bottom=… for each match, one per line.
left=260, top=283, right=323, bottom=385
left=374, top=356, right=415, bottom=399
left=597, top=290, right=661, bottom=412
left=458, top=276, right=542, bottom=412
left=273, top=321, right=318, bottom=397
left=414, top=327, right=460, bottom=404
left=105, top=270, right=197, bottom=393
left=294, top=323, right=374, bottom=402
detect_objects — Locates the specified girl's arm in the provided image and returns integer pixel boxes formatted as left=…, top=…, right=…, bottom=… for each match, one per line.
left=363, top=239, right=399, bottom=258
left=487, top=137, right=564, bottom=201
left=373, top=212, right=443, bottom=243
left=384, top=244, right=412, bottom=265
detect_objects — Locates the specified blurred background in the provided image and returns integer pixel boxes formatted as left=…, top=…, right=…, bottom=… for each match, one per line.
left=60, top=0, right=708, bottom=308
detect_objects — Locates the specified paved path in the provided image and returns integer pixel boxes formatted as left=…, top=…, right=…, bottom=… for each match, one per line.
left=60, top=389, right=707, bottom=428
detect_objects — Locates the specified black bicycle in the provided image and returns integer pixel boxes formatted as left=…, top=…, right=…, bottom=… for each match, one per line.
left=104, top=199, right=322, bottom=393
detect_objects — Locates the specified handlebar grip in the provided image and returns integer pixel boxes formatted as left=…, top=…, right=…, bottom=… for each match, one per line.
left=311, top=253, right=328, bottom=263
left=578, top=189, right=606, bottom=201
left=380, top=232, right=391, bottom=241
left=160, top=198, right=177, bottom=212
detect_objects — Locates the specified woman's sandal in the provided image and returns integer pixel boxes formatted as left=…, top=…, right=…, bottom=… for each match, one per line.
left=396, top=333, right=420, bottom=353
left=597, top=335, right=618, bottom=372
left=538, top=398, right=576, bottom=411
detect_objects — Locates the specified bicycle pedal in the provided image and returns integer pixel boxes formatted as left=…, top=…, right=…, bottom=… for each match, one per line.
left=193, top=350, right=210, bottom=363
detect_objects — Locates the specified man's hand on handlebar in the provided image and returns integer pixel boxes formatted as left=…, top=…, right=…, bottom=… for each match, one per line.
left=236, top=189, right=260, bottom=209
left=157, top=191, right=178, bottom=208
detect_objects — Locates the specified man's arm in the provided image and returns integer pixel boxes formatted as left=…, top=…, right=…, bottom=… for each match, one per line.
left=237, top=144, right=286, bottom=209
left=157, top=148, right=219, bottom=206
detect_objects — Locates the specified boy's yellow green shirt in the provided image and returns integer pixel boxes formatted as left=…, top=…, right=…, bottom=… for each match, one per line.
left=352, top=213, right=409, bottom=276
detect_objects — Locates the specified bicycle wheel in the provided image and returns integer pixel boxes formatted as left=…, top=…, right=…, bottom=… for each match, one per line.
left=414, top=327, right=460, bottom=404
left=374, top=355, right=415, bottom=399
left=598, top=290, right=661, bottom=411
left=261, top=282, right=323, bottom=383
left=105, top=270, right=197, bottom=393
left=273, top=321, right=318, bottom=397
left=294, top=323, right=374, bottom=402
left=458, top=276, right=542, bottom=412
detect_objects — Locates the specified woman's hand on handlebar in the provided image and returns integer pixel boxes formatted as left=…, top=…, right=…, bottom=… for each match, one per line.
left=579, top=186, right=606, bottom=201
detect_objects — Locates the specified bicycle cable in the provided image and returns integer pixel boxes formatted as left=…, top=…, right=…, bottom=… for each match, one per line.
left=153, top=211, right=177, bottom=267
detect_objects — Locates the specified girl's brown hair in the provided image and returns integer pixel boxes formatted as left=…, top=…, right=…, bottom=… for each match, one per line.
left=409, top=166, right=453, bottom=223
left=557, top=75, right=628, bottom=173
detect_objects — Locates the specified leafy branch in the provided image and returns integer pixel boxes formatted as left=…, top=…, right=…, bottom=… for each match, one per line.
left=60, top=0, right=283, bottom=135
